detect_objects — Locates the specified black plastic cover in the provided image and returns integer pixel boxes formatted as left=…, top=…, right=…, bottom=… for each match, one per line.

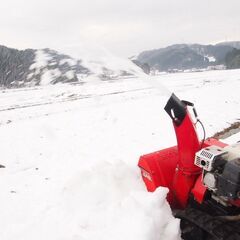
left=217, top=158, right=240, bottom=199
left=164, top=93, right=187, bottom=126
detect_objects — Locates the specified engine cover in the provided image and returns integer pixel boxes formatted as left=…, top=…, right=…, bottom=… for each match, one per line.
left=195, top=143, right=240, bottom=204
left=217, top=158, right=240, bottom=199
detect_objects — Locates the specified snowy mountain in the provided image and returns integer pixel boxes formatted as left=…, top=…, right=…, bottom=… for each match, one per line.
left=0, top=45, right=144, bottom=88
left=136, top=43, right=236, bottom=72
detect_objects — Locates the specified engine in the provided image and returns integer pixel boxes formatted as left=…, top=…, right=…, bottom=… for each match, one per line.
left=195, top=144, right=240, bottom=205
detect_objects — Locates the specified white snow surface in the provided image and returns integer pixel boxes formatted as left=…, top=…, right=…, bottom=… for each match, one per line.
left=41, top=69, right=61, bottom=85
left=223, top=132, right=240, bottom=145
left=29, top=50, right=51, bottom=73
left=1, top=69, right=240, bottom=239
left=205, top=55, right=216, bottom=62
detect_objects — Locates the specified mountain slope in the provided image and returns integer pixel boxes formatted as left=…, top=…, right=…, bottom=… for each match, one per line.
left=225, top=48, right=240, bottom=69
left=217, top=41, right=240, bottom=49
left=0, top=46, right=35, bottom=87
left=0, top=45, right=144, bottom=88
left=136, top=43, right=236, bottom=72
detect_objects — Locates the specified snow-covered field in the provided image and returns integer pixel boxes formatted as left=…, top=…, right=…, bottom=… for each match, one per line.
left=0, top=69, right=240, bottom=240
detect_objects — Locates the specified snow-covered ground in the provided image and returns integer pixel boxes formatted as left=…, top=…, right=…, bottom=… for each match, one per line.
left=0, top=69, right=240, bottom=240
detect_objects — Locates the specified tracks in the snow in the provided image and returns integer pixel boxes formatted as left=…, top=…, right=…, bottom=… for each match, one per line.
left=0, top=87, right=153, bottom=113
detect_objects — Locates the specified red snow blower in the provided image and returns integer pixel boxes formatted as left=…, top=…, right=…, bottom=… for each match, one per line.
left=138, top=93, right=240, bottom=240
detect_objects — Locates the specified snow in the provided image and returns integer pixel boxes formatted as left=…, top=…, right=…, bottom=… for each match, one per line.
left=26, top=45, right=145, bottom=87
left=224, top=132, right=240, bottom=144
left=41, top=69, right=61, bottom=85
left=205, top=55, right=216, bottom=62
left=1, top=68, right=240, bottom=239
left=60, top=59, right=77, bottom=66
left=30, top=50, right=51, bottom=73
left=56, top=43, right=145, bottom=78
left=65, top=70, right=75, bottom=80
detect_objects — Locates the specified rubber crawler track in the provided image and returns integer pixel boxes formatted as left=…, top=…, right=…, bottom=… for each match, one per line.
left=175, top=207, right=240, bottom=240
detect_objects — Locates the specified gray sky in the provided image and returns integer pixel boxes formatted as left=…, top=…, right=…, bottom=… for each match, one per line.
left=0, top=0, right=240, bottom=57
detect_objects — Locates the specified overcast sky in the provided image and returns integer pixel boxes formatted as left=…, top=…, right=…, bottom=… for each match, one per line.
left=0, top=0, right=240, bottom=57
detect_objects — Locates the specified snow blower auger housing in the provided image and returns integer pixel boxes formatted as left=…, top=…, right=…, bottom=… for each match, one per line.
left=138, top=93, right=240, bottom=240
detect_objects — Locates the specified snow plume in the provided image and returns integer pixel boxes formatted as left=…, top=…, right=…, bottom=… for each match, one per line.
left=57, top=43, right=145, bottom=79
left=25, top=44, right=145, bottom=87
